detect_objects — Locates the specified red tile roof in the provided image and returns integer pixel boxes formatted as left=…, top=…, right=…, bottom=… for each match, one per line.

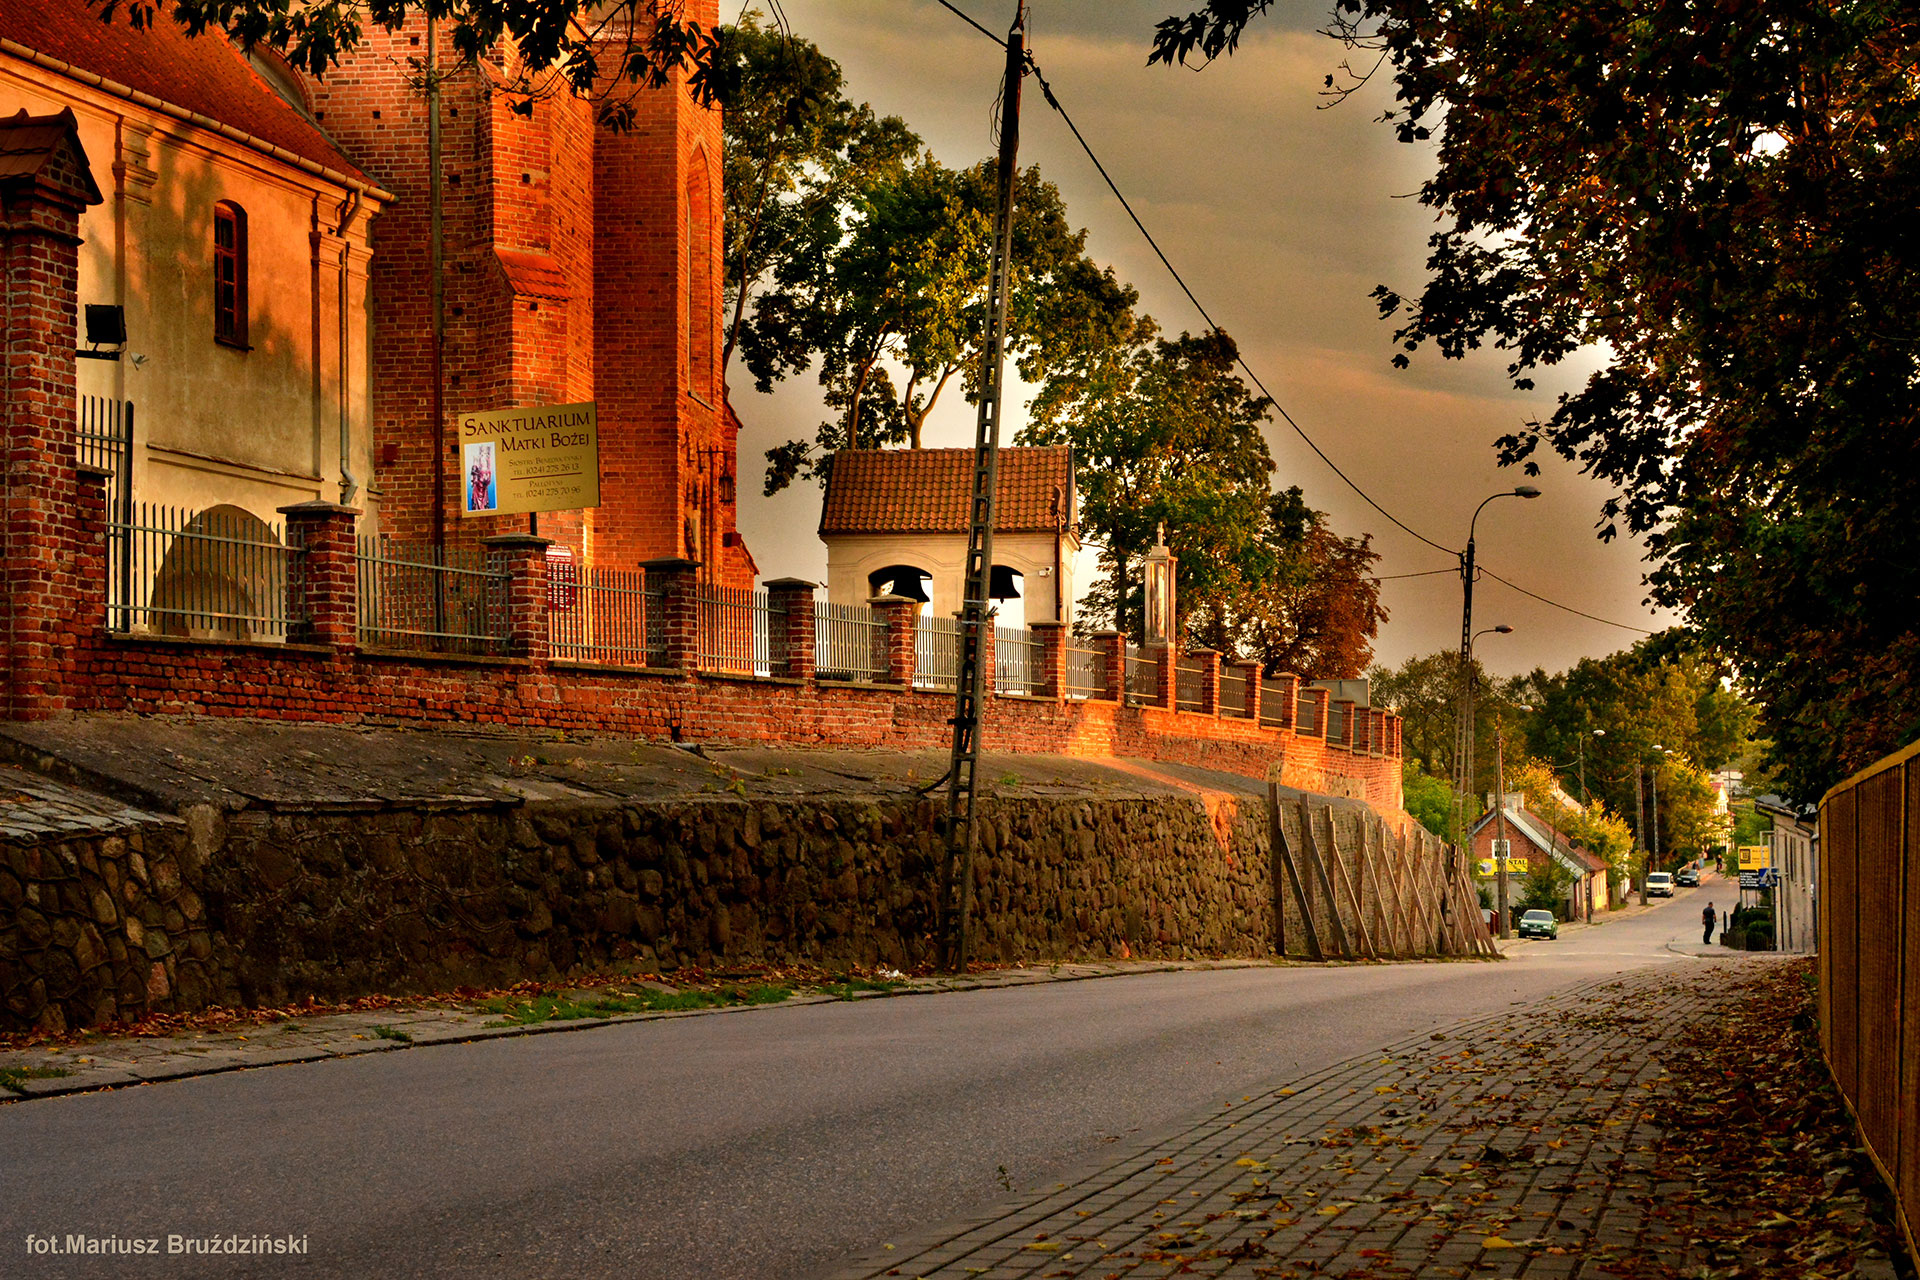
left=820, top=447, right=1075, bottom=536
left=4, top=0, right=363, bottom=180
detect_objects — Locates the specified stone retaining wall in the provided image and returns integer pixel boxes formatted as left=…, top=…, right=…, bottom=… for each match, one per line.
left=4, top=789, right=1283, bottom=1031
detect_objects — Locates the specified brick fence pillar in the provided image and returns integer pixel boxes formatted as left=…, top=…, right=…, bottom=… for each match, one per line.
left=0, top=110, right=102, bottom=719
left=1272, top=673, right=1301, bottom=731
left=1093, top=630, right=1125, bottom=702
left=641, top=558, right=702, bottom=673
left=1304, top=686, right=1330, bottom=739
left=764, top=577, right=816, bottom=683
left=1334, top=698, right=1358, bottom=751
left=870, top=594, right=917, bottom=686
left=485, top=533, right=551, bottom=662
left=974, top=614, right=998, bottom=696
left=1150, top=642, right=1177, bottom=711
left=280, top=502, right=360, bottom=651
left=1235, top=661, right=1263, bottom=722
left=1194, top=648, right=1220, bottom=715
left=1029, top=621, right=1066, bottom=701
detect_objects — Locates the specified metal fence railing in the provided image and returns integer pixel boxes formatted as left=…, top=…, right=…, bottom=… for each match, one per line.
left=1064, top=645, right=1104, bottom=700
left=105, top=502, right=296, bottom=641
left=1174, top=659, right=1205, bottom=712
left=814, top=600, right=886, bottom=682
left=78, top=396, right=136, bottom=619
left=357, top=538, right=509, bottom=655
left=1125, top=644, right=1157, bottom=701
left=1820, top=737, right=1919, bottom=1261
left=549, top=565, right=655, bottom=666
left=698, top=585, right=776, bottom=676
left=1259, top=678, right=1289, bottom=728
left=1221, top=668, right=1249, bottom=718
left=915, top=613, right=960, bottom=691
left=995, top=625, right=1040, bottom=695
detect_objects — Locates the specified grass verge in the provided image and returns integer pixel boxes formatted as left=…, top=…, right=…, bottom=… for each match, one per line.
left=0, top=1065, right=73, bottom=1094
left=478, top=984, right=790, bottom=1028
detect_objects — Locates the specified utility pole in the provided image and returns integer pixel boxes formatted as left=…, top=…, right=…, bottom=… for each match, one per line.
left=1493, top=720, right=1511, bottom=939
left=935, top=1, right=1026, bottom=973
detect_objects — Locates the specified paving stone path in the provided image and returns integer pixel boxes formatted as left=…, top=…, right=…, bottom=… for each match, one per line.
left=822, top=961, right=1787, bottom=1280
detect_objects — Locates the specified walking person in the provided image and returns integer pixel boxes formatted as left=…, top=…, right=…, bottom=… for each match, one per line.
left=1702, top=901, right=1716, bottom=945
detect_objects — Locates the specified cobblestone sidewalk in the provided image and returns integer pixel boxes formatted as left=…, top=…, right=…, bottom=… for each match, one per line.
left=823, top=957, right=1886, bottom=1280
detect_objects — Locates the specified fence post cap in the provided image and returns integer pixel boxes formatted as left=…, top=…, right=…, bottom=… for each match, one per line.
left=277, top=500, right=360, bottom=517
left=75, top=461, right=113, bottom=479
left=762, top=576, right=818, bottom=590
left=1088, top=629, right=1122, bottom=639
left=1027, top=620, right=1067, bottom=631
left=867, top=593, right=916, bottom=607
left=480, top=533, right=553, bottom=552
left=1187, top=646, right=1218, bottom=657
left=639, top=557, right=702, bottom=573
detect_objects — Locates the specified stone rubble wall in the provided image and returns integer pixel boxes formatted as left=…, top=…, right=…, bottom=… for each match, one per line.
left=3, top=791, right=1280, bottom=1032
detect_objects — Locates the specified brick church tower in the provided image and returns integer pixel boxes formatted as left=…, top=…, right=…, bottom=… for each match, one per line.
left=304, top=5, right=753, bottom=586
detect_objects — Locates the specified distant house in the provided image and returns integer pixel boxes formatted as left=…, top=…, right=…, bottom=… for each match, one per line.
left=1755, top=794, right=1817, bottom=954
left=818, top=447, right=1078, bottom=625
left=1470, top=795, right=1611, bottom=922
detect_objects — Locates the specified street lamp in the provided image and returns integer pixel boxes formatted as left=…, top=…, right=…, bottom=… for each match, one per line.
left=1453, top=486, right=1541, bottom=834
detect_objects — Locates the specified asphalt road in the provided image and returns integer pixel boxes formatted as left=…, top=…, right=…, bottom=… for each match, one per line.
left=0, top=883, right=1725, bottom=1280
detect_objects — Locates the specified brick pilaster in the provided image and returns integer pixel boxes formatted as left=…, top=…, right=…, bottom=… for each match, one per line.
left=485, top=533, right=551, bottom=662
left=280, top=502, right=361, bottom=650
left=641, top=557, right=701, bottom=672
left=1093, top=630, right=1125, bottom=702
left=1272, top=674, right=1302, bottom=731
left=1303, top=687, right=1331, bottom=739
left=869, top=594, right=917, bottom=686
left=1, top=111, right=101, bottom=719
left=1151, top=642, right=1177, bottom=711
left=975, top=614, right=998, bottom=696
left=1194, top=648, right=1220, bottom=715
left=1235, top=661, right=1264, bottom=721
left=1029, top=621, right=1066, bottom=701
left=764, top=577, right=816, bottom=683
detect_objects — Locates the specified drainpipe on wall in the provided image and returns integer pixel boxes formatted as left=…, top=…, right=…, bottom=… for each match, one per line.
left=334, top=188, right=362, bottom=507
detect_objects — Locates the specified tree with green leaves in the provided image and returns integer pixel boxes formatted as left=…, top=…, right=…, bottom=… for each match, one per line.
left=713, top=14, right=919, bottom=391
left=1152, top=0, right=1920, bottom=802
left=1021, top=325, right=1380, bottom=674
left=763, top=158, right=1138, bottom=494
left=1401, top=759, right=1452, bottom=839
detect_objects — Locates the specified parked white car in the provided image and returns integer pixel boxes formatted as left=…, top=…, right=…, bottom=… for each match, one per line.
left=1646, top=872, right=1675, bottom=897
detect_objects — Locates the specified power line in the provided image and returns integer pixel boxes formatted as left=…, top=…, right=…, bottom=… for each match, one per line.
left=1372, top=567, right=1457, bottom=582
left=1479, top=568, right=1655, bottom=634
left=926, top=0, right=1657, bottom=636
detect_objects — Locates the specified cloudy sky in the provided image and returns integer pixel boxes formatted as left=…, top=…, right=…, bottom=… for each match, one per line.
left=724, top=0, right=1680, bottom=680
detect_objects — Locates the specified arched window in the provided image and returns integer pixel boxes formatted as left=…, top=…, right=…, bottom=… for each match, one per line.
left=213, top=202, right=248, bottom=348
left=686, top=158, right=714, bottom=402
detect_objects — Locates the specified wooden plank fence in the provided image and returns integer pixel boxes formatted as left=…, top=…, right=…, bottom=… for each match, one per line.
left=1268, top=783, right=1498, bottom=960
